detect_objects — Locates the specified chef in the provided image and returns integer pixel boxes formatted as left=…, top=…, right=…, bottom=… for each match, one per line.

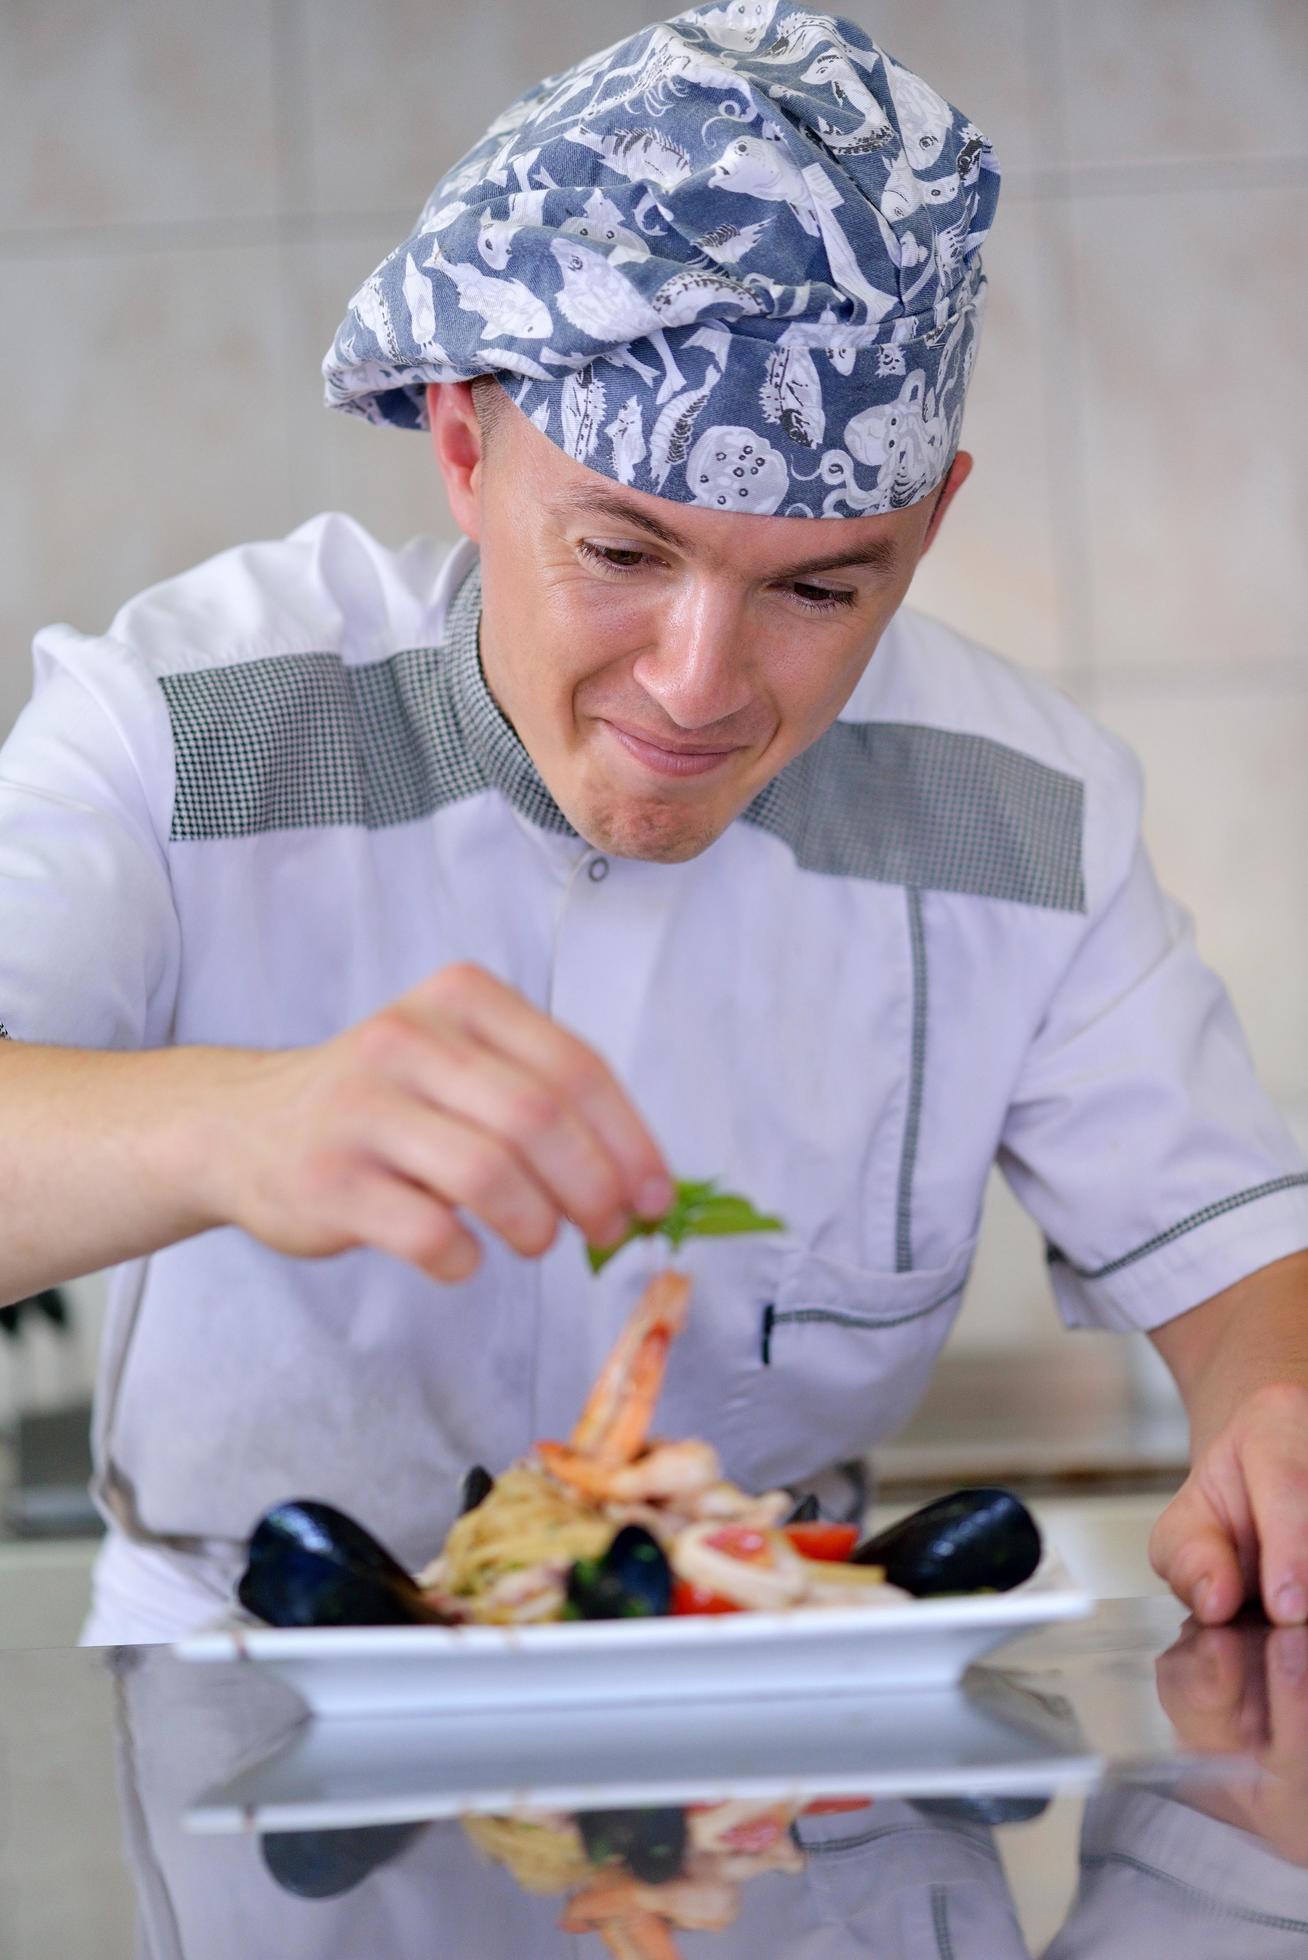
left=1, top=3, right=1306, bottom=1645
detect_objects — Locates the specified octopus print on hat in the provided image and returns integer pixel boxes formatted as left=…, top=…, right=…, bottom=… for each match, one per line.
left=688, top=427, right=790, bottom=513
left=323, top=2, right=1001, bottom=517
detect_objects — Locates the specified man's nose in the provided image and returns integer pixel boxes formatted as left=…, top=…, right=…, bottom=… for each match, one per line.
left=631, top=581, right=754, bottom=730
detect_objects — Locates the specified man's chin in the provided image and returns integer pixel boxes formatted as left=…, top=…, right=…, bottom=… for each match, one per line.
left=568, top=789, right=737, bottom=864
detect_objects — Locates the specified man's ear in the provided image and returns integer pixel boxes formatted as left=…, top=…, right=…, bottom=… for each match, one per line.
left=426, top=381, right=484, bottom=541
left=919, top=450, right=973, bottom=558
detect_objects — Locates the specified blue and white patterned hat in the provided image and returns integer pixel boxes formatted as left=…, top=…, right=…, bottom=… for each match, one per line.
left=324, top=3, right=1000, bottom=518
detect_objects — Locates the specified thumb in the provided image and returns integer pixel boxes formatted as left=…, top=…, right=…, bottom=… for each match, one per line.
left=1150, top=1481, right=1247, bottom=1624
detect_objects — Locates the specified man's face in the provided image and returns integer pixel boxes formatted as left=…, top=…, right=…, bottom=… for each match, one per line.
left=429, top=382, right=969, bottom=863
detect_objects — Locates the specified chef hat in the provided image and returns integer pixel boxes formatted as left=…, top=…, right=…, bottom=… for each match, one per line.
left=323, top=2, right=1000, bottom=518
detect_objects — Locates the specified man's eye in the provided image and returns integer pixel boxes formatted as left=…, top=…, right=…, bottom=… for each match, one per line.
left=578, top=540, right=649, bottom=573
left=789, top=582, right=856, bottom=612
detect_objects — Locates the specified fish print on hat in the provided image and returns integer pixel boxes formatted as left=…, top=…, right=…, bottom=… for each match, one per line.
left=324, top=1, right=1001, bottom=517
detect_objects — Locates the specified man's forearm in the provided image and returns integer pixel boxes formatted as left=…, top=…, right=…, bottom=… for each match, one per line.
left=0, top=1040, right=257, bottom=1303
left=1149, top=1249, right=1308, bottom=1456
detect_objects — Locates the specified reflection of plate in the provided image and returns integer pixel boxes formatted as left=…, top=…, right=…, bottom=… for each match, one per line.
left=177, top=1553, right=1090, bottom=1722
left=186, top=1664, right=1099, bottom=1836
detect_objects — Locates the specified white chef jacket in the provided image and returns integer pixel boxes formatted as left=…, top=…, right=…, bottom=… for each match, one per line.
left=2, top=511, right=1306, bottom=1577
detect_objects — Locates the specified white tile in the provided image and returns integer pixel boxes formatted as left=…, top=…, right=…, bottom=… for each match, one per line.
left=0, top=0, right=283, bottom=231
left=839, top=0, right=1045, bottom=180
left=1059, top=0, right=1308, bottom=169
left=299, top=0, right=662, bottom=219
left=1093, top=682, right=1308, bottom=1104
left=286, top=232, right=461, bottom=553
left=298, top=0, right=1042, bottom=216
left=906, top=197, right=1071, bottom=678
left=1070, top=185, right=1307, bottom=674
left=0, top=244, right=303, bottom=736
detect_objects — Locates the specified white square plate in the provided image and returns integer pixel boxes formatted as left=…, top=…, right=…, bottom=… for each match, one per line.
left=176, top=1553, right=1091, bottom=1719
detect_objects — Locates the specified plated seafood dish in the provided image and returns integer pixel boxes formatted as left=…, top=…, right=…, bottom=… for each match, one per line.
left=237, top=1269, right=1043, bottom=1630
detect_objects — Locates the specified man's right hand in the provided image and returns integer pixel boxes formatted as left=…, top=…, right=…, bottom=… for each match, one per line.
left=204, top=963, right=673, bottom=1282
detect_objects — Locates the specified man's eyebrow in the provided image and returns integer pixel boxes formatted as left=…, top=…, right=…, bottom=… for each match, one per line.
left=553, top=490, right=901, bottom=577
left=553, top=490, right=690, bottom=552
left=770, top=540, right=901, bottom=579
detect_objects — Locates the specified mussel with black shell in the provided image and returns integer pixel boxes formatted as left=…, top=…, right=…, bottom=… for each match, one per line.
left=851, top=1487, right=1042, bottom=1597
left=261, top=1821, right=429, bottom=1898
left=565, top=1523, right=673, bottom=1620
left=577, top=1805, right=688, bottom=1883
left=238, top=1499, right=447, bottom=1628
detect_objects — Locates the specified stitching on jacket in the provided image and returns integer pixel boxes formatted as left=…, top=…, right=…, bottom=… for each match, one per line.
left=1051, top=1174, right=1308, bottom=1280
left=896, top=886, right=927, bottom=1270
left=1082, top=1853, right=1308, bottom=1932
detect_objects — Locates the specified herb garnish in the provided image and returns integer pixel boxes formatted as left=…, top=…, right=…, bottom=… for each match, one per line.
left=586, top=1177, right=784, bottom=1274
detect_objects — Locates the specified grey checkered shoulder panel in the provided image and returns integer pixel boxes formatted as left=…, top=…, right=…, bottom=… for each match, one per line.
left=159, top=564, right=1083, bottom=909
left=744, top=721, right=1086, bottom=912
left=159, top=566, right=573, bottom=842
left=162, top=646, right=464, bottom=838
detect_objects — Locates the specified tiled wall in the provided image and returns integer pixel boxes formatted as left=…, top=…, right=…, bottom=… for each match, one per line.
left=2, top=1, right=1305, bottom=1384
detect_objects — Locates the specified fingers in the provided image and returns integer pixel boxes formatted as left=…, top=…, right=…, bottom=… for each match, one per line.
left=1264, top=1627, right=1308, bottom=1776
left=1149, top=1480, right=1248, bottom=1625
left=228, top=963, right=672, bottom=1280
left=1155, top=1623, right=1266, bottom=1755
left=1153, top=1387, right=1308, bottom=1628
left=364, top=1091, right=559, bottom=1258
left=367, top=1008, right=633, bottom=1244
left=416, top=965, right=673, bottom=1217
left=343, top=1167, right=482, bottom=1283
left=1236, top=1386, right=1308, bottom=1626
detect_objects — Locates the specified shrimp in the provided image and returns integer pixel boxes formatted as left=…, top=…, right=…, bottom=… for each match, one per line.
left=561, top=1873, right=738, bottom=1933
left=598, top=1916, right=683, bottom=1960
left=536, top=1438, right=720, bottom=1505
left=569, top=1271, right=690, bottom=1465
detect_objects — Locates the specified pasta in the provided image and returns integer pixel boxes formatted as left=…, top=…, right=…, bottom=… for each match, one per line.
left=418, top=1271, right=899, bottom=1625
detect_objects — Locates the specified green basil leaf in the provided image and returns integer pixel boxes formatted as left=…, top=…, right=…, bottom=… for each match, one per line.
left=673, top=1178, right=720, bottom=1204
left=680, top=1199, right=785, bottom=1236
left=586, top=1178, right=784, bottom=1272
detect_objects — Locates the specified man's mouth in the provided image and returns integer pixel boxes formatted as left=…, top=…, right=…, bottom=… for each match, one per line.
left=600, top=718, right=744, bottom=780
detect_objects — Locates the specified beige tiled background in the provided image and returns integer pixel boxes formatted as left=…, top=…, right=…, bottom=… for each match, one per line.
left=2, top=0, right=1305, bottom=1404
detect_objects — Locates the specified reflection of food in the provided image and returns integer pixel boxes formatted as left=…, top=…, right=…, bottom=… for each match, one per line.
left=420, top=1273, right=902, bottom=1624
left=466, top=1796, right=819, bottom=1958
left=463, top=1812, right=594, bottom=1893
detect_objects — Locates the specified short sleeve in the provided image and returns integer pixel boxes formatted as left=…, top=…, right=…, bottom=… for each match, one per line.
left=999, top=833, right=1308, bottom=1334
left=0, top=625, right=180, bottom=1050
left=1046, top=1787, right=1308, bottom=1957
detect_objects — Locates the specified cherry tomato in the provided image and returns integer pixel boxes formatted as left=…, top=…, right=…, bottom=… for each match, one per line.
left=783, top=1522, right=859, bottom=1563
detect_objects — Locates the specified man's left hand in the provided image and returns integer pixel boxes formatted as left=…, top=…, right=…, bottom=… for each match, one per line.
left=1150, top=1380, right=1308, bottom=1626
left=1147, top=1251, right=1308, bottom=1625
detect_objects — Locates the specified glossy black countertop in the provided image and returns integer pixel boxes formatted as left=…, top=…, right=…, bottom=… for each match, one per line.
left=3, top=1598, right=1307, bottom=1957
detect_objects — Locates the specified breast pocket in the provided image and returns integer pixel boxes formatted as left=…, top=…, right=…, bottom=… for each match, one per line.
left=684, top=1234, right=977, bottom=1497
